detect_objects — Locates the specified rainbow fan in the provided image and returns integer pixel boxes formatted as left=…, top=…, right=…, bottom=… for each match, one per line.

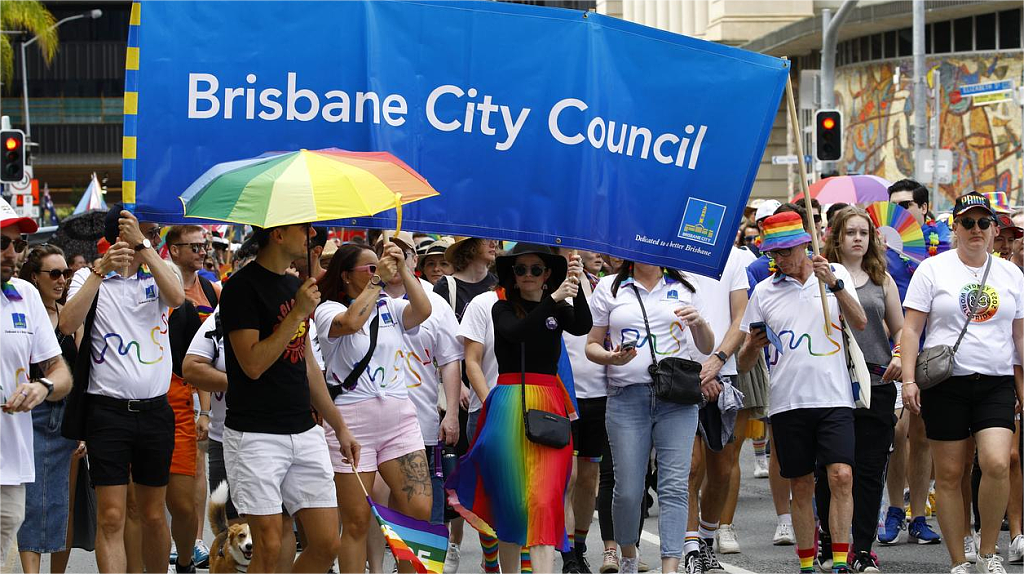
left=865, top=202, right=928, bottom=263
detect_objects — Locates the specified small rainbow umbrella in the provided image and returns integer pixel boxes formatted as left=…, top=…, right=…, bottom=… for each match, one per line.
left=179, top=148, right=438, bottom=232
left=793, top=175, right=892, bottom=205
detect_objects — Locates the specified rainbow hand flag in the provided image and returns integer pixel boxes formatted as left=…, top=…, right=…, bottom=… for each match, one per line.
left=370, top=498, right=449, bottom=574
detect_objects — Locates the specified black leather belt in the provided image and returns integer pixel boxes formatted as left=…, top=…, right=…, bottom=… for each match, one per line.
left=89, top=393, right=168, bottom=412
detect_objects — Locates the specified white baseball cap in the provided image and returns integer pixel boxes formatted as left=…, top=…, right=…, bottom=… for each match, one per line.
left=754, top=199, right=783, bottom=223
left=0, top=197, right=38, bottom=234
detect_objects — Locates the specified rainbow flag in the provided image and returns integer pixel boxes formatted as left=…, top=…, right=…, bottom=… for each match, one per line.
left=369, top=498, right=448, bottom=574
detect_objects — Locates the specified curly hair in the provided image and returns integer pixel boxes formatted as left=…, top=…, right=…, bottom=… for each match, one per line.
left=450, top=239, right=481, bottom=273
left=823, top=206, right=887, bottom=286
left=19, top=244, right=66, bottom=284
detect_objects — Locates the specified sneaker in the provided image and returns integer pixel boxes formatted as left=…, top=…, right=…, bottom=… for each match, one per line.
left=773, top=521, right=795, bottom=546
left=443, top=543, right=461, bottom=573
left=1008, top=534, right=1024, bottom=565
left=816, top=530, right=832, bottom=573
left=697, top=538, right=722, bottom=571
left=877, top=507, right=905, bottom=545
left=575, top=544, right=592, bottom=573
left=636, top=553, right=650, bottom=573
left=975, top=554, right=1006, bottom=574
left=681, top=551, right=704, bottom=574
left=753, top=456, right=769, bottom=478
left=716, top=524, right=740, bottom=554
left=599, top=549, right=619, bottom=573
left=950, top=563, right=972, bottom=574
left=169, top=541, right=178, bottom=565
left=965, top=534, right=978, bottom=563
left=619, top=556, right=639, bottom=574
left=193, top=540, right=211, bottom=569
left=174, top=559, right=197, bottom=574
left=907, top=516, right=941, bottom=544
left=850, top=551, right=881, bottom=573
left=562, top=550, right=581, bottom=573
left=833, top=568, right=851, bottom=574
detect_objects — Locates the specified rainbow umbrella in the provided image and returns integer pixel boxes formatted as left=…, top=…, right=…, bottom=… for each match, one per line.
left=179, top=148, right=438, bottom=231
left=793, top=175, right=892, bottom=205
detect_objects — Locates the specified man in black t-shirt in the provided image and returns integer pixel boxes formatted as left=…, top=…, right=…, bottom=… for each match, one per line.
left=219, top=224, right=359, bottom=574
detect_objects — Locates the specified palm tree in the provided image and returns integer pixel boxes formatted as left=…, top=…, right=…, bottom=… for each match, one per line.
left=1, top=1, right=58, bottom=92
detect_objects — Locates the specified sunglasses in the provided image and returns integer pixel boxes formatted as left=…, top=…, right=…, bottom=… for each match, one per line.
left=895, top=200, right=916, bottom=210
left=39, top=268, right=74, bottom=280
left=172, top=242, right=207, bottom=254
left=352, top=264, right=378, bottom=274
left=1, top=236, right=28, bottom=253
left=958, top=217, right=994, bottom=230
left=513, top=264, right=547, bottom=277
left=144, top=227, right=162, bottom=241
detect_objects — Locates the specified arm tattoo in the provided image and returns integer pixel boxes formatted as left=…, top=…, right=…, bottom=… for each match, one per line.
left=35, top=355, right=65, bottom=376
left=396, top=451, right=432, bottom=503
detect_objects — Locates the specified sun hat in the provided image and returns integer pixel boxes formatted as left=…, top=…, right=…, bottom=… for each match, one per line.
left=759, top=211, right=811, bottom=253
left=420, top=237, right=453, bottom=259
left=0, top=197, right=38, bottom=234
left=495, top=243, right=567, bottom=292
left=952, top=191, right=996, bottom=219
left=374, top=231, right=415, bottom=253
left=983, top=191, right=1012, bottom=214
left=754, top=199, right=783, bottom=223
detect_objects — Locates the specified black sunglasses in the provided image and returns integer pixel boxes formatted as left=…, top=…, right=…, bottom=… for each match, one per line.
left=39, top=268, right=74, bottom=280
left=1, top=236, right=28, bottom=253
left=958, top=217, right=994, bottom=230
left=513, top=264, right=547, bottom=277
left=895, top=200, right=916, bottom=210
left=172, top=242, right=207, bottom=254
left=144, top=227, right=162, bottom=241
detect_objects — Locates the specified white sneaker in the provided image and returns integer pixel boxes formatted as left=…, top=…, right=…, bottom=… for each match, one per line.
left=443, top=543, right=461, bottom=573
left=600, top=548, right=620, bottom=573
left=773, top=521, right=795, bottom=546
left=973, top=530, right=1000, bottom=554
left=1008, top=534, right=1024, bottom=565
left=965, top=534, right=978, bottom=563
left=951, top=562, right=972, bottom=574
left=753, top=456, right=769, bottom=478
left=975, top=554, right=1006, bottom=574
left=716, top=524, right=740, bottom=554
left=620, top=556, right=639, bottom=574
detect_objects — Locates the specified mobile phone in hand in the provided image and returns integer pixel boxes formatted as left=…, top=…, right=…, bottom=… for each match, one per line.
left=621, top=340, right=637, bottom=352
left=750, top=321, right=766, bottom=333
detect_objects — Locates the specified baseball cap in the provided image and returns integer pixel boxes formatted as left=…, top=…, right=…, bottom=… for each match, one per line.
left=0, top=197, right=38, bottom=234
left=754, top=199, right=783, bottom=223
left=952, top=191, right=996, bottom=219
left=996, top=213, right=1024, bottom=239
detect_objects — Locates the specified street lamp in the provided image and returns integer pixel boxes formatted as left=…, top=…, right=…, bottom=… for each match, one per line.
left=20, top=9, right=103, bottom=139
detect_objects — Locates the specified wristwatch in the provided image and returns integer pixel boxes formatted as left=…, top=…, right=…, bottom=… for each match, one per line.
left=34, top=378, right=54, bottom=397
left=134, top=238, right=152, bottom=252
left=369, top=274, right=384, bottom=287
left=713, top=351, right=729, bottom=363
left=830, top=278, right=845, bottom=293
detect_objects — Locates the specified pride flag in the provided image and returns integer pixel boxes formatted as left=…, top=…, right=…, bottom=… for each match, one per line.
left=370, top=498, right=448, bottom=574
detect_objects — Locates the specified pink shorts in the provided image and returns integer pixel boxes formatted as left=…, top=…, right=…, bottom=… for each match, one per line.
left=325, top=396, right=424, bottom=473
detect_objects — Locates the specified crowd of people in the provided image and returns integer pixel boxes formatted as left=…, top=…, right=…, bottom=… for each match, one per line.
left=1, top=180, right=1022, bottom=574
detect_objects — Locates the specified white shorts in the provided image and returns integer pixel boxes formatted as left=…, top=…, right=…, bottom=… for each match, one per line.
left=223, top=425, right=337, bottom=516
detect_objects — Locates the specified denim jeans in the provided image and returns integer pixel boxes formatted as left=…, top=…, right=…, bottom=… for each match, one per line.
left=605, top=383, right=698, bottom=559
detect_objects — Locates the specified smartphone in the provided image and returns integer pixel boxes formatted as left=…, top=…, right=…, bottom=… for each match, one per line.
left=750, top=321, right=766, bottom=333
left=621, top=340, right=637, bottom=352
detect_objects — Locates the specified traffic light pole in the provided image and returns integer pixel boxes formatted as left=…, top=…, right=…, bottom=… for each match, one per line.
left=819, top=0, right=857, bottom=174
left=913, top=0, right=927, bottom=196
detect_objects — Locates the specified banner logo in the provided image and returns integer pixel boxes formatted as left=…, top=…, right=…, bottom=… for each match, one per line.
left=678, top=198, right=725, bottom=246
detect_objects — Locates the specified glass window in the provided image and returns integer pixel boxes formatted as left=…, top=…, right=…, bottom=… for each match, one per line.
left=898, top=27, right=913, bottom=56
left=976, top=13, right=996, bottom=50
left=999, top=9, right=1021, bottom=49
left=851, top=39, right=860, bottom=63
left=884, top=31, right=897, bottom=58
left=934, top=20, right=951, bottom=53
left=871, top=33, right=883, bottom=60
left=926, top=23, right=933, bottom=53
left=860, top=36, right=870, bottom=61
left=954, top=17, right=973, bottom=51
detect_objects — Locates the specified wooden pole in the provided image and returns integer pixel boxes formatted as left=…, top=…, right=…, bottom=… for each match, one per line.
left=783, top=68, right=832, bottom=334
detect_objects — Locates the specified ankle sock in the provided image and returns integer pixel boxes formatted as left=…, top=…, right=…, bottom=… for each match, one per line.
left=831, top=542, right=849, bottom=570
left=698, top=519, right=719, bottom=541
left=684, top=532, right=701, bottom=555
left=778, top=513, right=793, bottom=526
left=481, top=534, right=499, bottom=573
left=798, top=547, right=815, bottom=572
left=521, top=548, right=532, bottom=573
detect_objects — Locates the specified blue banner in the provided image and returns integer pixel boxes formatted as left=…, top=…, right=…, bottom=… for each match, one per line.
left=126, top=0, right=787, bottom=278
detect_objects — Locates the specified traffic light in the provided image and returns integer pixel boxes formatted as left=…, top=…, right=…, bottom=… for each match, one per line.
left=815, top=110, right=842, bottom=162
left=1, top=130, right=26, bottom=184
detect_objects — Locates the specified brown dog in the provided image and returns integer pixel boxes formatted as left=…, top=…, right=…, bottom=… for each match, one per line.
left=208, top=481, right=253, bottom=573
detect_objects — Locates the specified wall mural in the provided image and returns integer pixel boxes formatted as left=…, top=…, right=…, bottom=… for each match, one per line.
left=835, top=54, right=1022, bottom=210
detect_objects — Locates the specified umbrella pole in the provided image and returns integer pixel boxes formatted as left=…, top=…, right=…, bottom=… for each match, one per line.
left=784, top=68, right=832, bottom=335
left=307, top=223, right=313, bottom=282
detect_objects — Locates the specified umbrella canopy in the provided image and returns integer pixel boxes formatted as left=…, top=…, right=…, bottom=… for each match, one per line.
left=49, top=209, right=107, bottom=263
left=179, top=148, right=439, bottom=229
left=793, top=175, right=892, bottom=205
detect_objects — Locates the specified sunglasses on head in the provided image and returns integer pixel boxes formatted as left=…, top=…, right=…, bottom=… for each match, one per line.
left=1, top=236, right=28, bottom=253
left=352, top=264, right=378, bottom=274
left=172, top=242, right=207, bottom=254
left=895, top=200, right=916, bottom=210
left=958, top=217, right=994, bottom=230
left=513, top=264, right=547, bottom=277
left=39, top=268, right=74, bottom=280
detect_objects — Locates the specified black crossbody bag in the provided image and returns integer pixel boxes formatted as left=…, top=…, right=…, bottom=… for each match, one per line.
left=329, top=310, right=380, bottom=401
left=520, top=343, right=571, bottom=449
left=630, top=284, right=703, bottom=405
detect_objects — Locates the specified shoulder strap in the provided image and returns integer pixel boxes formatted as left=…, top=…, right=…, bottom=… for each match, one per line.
left=630, top=283, right=658, bottom=369
left=73, top=292, right=101, bottom=389
left=952, top=255, right=992, bottom=353
left=198, top=275, right=219, bottom=307
left=520, top=342, right=528, bottom=421
left=444, top=275, right=457, bottom=312
left=330, top=305, right=381, bottom=400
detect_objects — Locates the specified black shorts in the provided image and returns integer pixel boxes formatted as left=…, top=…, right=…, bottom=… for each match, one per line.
left=575, top=397, right=608, bottom=461
left=769, top=407, right=855, bottom=479
left=207, top=439, right=238, bottom=520
left=921, top=374, right=1016, bottom=441
left=84, top=394, right=175, bottom=487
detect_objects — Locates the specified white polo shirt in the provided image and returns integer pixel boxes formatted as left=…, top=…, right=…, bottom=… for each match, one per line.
left=692, top=247, right=755, bottom=377
left=67, top=266, right=172, bottom=400
left=395, top=290, right=463, bottom=445
left=563, top=275, right=607, bottom=399
left=315, top=295, right=412, bottom=404
left=458, top=290, right=500, bottom=413
left=904, top=251, right=1023, bottom=377
left=1, top=278, right=62, bottom=485
left=740, top=264, right=859, bottom=416
left=185, top=309, right=227, bottom=443
left=589, top=273, right=706, bottom=388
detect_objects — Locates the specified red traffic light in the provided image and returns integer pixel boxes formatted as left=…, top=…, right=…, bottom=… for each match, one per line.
left=4, top=137, right=19, bottom=151
left=821, top=117, right=836, bottom=130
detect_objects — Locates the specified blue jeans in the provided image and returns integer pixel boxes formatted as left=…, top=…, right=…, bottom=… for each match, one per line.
left=605, top=383, right=698, bottom=559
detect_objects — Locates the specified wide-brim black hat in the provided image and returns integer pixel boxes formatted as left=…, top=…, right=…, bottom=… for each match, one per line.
left=496, top=243, right=567, bottom=291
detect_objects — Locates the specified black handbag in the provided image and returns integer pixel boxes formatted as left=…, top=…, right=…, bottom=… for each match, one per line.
left=61, top=293, right=99, bottom=441
left=630, top=284, right=704, bottom=405
left=521, top=343, right=571, bottom=449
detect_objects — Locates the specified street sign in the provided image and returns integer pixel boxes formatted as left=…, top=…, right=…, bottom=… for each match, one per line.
left=972, top=91, right=1013, bottom=106
left=915, top=149, right=953, bottom=184
left=771, top=154, right=799, bottom=165
left=8, top=165, right=33, bottom=195
left=959, top=80, right=1014, bottom=96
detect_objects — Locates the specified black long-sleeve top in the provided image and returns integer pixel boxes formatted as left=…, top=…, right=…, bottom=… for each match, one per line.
left=491, top=290, right=592, bottom=375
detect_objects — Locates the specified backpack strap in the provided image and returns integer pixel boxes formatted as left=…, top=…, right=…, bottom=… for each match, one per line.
left=198, top=275, right=219, bottom=308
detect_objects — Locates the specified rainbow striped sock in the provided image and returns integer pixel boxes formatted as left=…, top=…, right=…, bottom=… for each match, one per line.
left=684, top=533, right=701, bottom=555
left=481, top=534, right=499, bottom=573
left=831, top=542, right=849, bottom=571
left=753, top=436, right=767, bottom=458
left=798, top=547, right=815, bottom=572
left=521, top=548, right=532, bottom=573
left=567, top=532, right=575, bottom=550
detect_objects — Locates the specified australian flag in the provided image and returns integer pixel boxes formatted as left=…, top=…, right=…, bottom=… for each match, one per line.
left=41, top=184, right=59, bottom=226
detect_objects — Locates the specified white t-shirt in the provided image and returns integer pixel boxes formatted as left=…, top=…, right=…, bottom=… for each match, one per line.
left=692, top=247, right=755, bottom=377
left=315, top=295, right=412, bottom=404
left=309, top=320, right=325, bottom=371
left=397, top=290, right=463, bottom=445
left=67, top=266, right=172, bottom=400
left=589, top=274, right=706, bottom=388
left=458, top=291, right=500, bottom=413
left=185, top=309, right=227, bottom=443
left=904, top=251, right=1023, bottom=377
left=564, top=277, right=606, bottom=399
left=1, top=278, right=63, bottom=486
left=740, top=264, right=859, bottom=416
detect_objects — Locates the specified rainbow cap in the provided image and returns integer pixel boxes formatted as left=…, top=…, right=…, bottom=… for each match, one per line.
left=983, top=191, right=1012, bottom=214
left=760, top=211, right=811, bottom=252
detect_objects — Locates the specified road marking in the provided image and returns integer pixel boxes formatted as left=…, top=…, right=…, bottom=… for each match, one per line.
left=638, top=528, right=760, bottom=574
